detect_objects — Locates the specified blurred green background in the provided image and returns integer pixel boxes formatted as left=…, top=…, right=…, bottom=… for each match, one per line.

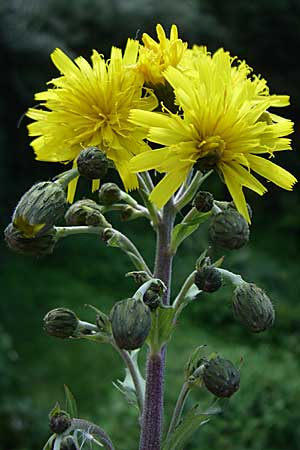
left=1, top=1, right=300, bottom=449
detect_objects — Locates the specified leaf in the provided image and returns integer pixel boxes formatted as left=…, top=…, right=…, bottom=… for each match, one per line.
left=42, top=434, right=56, bottom=450
left=147, top=306, right=176, bottom=352
left=163, top=398, right=228, bottom=450
left=170, top=211, right=211, bottom=253
left=64, top=384, right=78, bottom=418
left=48, top=402, right=61, bottom=420
left=113, top=350, right=145, bottom=408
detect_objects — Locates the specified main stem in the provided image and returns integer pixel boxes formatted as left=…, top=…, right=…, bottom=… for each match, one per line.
left=139, top=200, right=175, bottom=450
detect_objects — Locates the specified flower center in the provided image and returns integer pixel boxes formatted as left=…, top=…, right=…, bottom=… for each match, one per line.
left=195, top=136, right=225, bottom=170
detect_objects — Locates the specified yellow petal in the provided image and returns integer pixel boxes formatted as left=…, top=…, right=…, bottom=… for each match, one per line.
left=149, top=168, right=190, bottom=208
left=92, top=179, right=100, bottom=192
left=131, top=149, right=169, bottom=172
left=247, top=154, right=297, bottom=190
left=221, top=164, right=251, bottom=223
left=67, top=175, right=79, bottom=203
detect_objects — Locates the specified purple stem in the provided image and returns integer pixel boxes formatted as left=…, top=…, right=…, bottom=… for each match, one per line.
left=139, top=200, right=175, bottom=450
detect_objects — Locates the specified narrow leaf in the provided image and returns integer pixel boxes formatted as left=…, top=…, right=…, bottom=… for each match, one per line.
left=147, top=306, right=176, bottom=352
left=64, top=384, right=78, bottom=418
left=170, top=211, right=211, bottom=253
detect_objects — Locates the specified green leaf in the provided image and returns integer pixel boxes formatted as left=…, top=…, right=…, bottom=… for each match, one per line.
left=170, top=211, right=211, bottom=254
left=48, top=402, right=61, bottom=420
left=147, top=306, right=176, bottom=352
left=163, top=398, right=228, bottom=450
left=42, top=434, right=56, bottom=450
left=64, top=384, right=78, bottom=418
left=113, top=350, right=145, bottom=408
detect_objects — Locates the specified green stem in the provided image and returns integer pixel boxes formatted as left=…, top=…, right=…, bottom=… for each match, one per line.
left=113, top=345, right=144, bottom=413
left=54, top=168, right=79, bottom=189
left=174, top=170, right=213, bottom=211
left=173, top=271, right=197, bottom=310
left=217, top=268, right=244, bottom=286
left=167, top=381, right=190, bottom=438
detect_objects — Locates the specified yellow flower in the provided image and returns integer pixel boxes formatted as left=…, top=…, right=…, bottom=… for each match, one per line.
left=27, top=40, right=157, bottom=202
left=130, top=48, right=296, bottom=222
left=137, top=24, right=188, bottom=85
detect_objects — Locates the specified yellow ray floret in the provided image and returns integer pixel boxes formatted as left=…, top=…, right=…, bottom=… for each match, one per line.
left=137, top=24, right=188, bottom=85
left=27, top=39, right=157, bottom=201
left=130, top=48, right=296, bottom=222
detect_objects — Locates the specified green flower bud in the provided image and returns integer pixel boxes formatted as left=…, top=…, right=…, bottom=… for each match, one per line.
left=202, top=356, right=240, bottom=398
left=12, top=181, right=67, bottom=238
left=65, top=199, right=111, bottom=227
left=143, top=279, right=165, bottom=310
left=120, top=205, right=138, bottom=221
left=61, top=436, right=77, bottom=450
left=98, top=183, right=122, bottom=205
left=232, top=282, right=275, bottom=332
left=111, top=298, right=151, bottom=350
left=4, top=223, right=57, bottom=256
left=193, top=191, right=214, bottom=213
left=43, top=308, right=79, bottom=339
left=194, top=266, right=222, bottom=293
left=228, top=201, right=253, bottom=221
left=49, top=411, right=71, bottom=434
left=209, top=208, right=249, bottom=250
left=77, top=146, right=109, bottom=180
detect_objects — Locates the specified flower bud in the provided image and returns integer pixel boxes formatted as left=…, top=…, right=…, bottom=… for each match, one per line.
left=232, top=282, right=275, bottom=332
left=209, top=209, right=249, bottom=250
left=228, top=201, right=253, bottom=221
left=61, top=436, right=77, bottom=450
left=98, top=183, right=122, bottom=205
left=49, top=411, right=71, bottom=434
left=65, top=199, right=111, bottom=227
left=77, top=147, right=109, bottom=180
left=12, top=182, right=67, bottom=238
left=120, top=205, right=138, bottom=221
left=43, top=308, right=79, bottom=339
left=4, top=223, right=57, bottom=256
left=202, top=356, right=240, bottom=398
left=193, top=191, right=214, bottom=213
left=194, top=266, right=222, bottom=293
left=143, top=280, right=165, bottom=310
left=111, top=298, right=151, bottom=350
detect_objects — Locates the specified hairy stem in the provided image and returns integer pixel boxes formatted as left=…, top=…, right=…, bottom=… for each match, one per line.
left=139, top=200, right=175, bottom=450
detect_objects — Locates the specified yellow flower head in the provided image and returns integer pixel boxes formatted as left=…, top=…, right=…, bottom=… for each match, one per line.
left=130, top=47, right=296, bottom=222
left=27, top=40, right=157, bottom=202
left=137, top=24, right=188, bottom=86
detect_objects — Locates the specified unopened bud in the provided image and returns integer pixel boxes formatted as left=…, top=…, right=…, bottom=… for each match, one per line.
left=65, top=199, right=111, bottom=227
left=120, top=205, right=138, bottom=221
left=43, top=308, right=79, bottom=339
left=111, top=298, right=151, bottom=350
left=202, top=356, right=240, bottom=398
left=12, top=182, right=67, bottom=238
left=209, top=209, right=249, bottom=250
left=232, top=282, right=275, bottom=332
left=194, top=267, right=222, bottom=293
left=98, top=183, right=122, bottom=205
left=4, top=223, right=56, bottom=256
left=228, top=201, right=253, bottom=221
left=193, top=191, right=214, bottom=213
left=143, top=280, right=165, bottom=310
left=77, top=147, right=109, bottom=180
left=49, top=411, right=71, bottom=434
